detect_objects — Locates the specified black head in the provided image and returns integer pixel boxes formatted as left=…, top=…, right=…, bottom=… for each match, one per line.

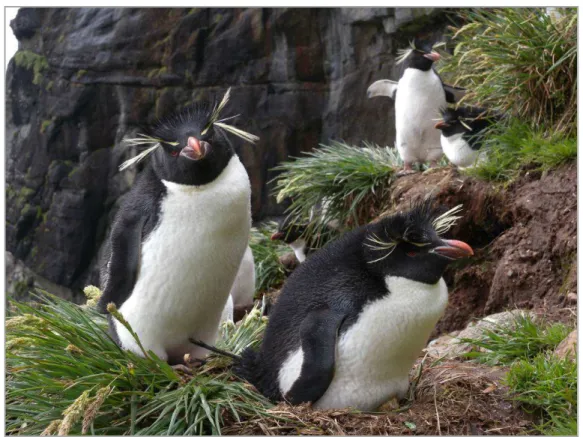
left=271, top=215, right=308, bottom=244
left=363, top=199, right=473, bottom=284
left=149, top=103, right=235, bottom=186
left=435, top=106, right=497, bottom=138
left=402, top=38, right=441, bottom=72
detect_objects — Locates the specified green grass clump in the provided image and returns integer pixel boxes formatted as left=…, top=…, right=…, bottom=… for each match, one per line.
left=459, top=314, right=576, bottom=434
left=441, top=8, right=577, bottom=136
left=273, top=141, right=403, bottom=238
left=14, top=50, right=49, bottom=85
left=250, top=224, right=292, bottom=293
left=506, top=353, right=576, bottom=435
left=460, top=314, right=571, bottom=365
left=6, top=291, right=273, bottom=435
left=465, top=119, right=577, bottom=182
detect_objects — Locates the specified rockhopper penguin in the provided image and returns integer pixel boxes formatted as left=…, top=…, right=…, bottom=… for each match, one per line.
left=98, top=89, right=258, bottom=364
left=234, top=199, right=473, bottom=411
left=367, top=39, right=461, bottom=174
left=435, top=106, right=500, bottom=169
left=270, top=217, right=314, bottom=263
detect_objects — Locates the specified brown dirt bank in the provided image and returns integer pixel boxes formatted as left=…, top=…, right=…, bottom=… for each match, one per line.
left=381, top=163, right=576, bottom=336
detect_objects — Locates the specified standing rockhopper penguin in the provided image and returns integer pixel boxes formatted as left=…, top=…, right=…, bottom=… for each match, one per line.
left=392, top=39, right=453, bottom=174
left=98, top=89, right=258, bottom=365
left=234, top=200, right=473, bottom=411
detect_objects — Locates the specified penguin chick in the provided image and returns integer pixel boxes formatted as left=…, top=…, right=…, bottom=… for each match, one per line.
left=392, top=39, right=450, bottom=174
left=234, top=199, right=473, bottom=411
left=435, top=106, right=500, bottom=169
left=98, top=101, right=252, bottom=364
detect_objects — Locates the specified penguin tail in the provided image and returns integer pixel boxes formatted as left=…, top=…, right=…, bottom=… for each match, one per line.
left=232, top=347, right=261, bottom=384
left=189, top=338, right=241, bottom=361
left=234, top=348, right=283, bottom=402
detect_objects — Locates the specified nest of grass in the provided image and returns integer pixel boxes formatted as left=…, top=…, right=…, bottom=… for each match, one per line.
left=224, top=357, right=532, bottom=435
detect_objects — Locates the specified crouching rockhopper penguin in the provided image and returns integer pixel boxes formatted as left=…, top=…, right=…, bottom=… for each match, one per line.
left=233, top=199, right=473, bottom=411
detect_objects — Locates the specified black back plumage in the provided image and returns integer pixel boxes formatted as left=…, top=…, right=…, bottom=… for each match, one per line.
left=234, top=199, right=463, bottom=402
left=438, top=106, right=500, bottom=150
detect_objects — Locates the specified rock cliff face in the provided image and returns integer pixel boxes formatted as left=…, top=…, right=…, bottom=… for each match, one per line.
left=6, top=7, right=448, bottom=297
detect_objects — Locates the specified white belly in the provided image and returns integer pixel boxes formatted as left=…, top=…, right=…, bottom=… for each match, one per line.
left=441, top=134, right=480, bottom=168
left=314, top=276, right=448, bottom=411
left=229, top=245, right=256, bottom=308
left=115, top=156, right=251, bottom=360
left=395, top=69, right=446, bottom=163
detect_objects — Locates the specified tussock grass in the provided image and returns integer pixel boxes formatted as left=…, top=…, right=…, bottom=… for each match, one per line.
left=6, top=291, right=274, bottom=435
left=250, top=224, right=292, bottom=293
left=441, top=8, right=577, bottom=136
left=464, top=119, right=577, bottom=182
left=459, top=314, right=576, bottom=435
left=506, top=354, right=577, bottom=435
left=272, top=141, right=403, bottom=238
left=460, top=314, right=570, bottom=365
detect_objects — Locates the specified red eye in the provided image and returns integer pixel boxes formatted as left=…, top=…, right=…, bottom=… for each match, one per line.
left=171, top=150, right=179, bottom=157
left=407, top=251, right=417, bottom=257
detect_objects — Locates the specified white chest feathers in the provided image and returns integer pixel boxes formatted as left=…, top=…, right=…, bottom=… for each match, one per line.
left=313, top=276, right=448, bottom=411
left=395, top=68, right=445, bottom=162
left=114, top=155, right=252, bottom=361
left=289, top=239, right=307, bottom=263
left=441, top=133, right=481, bottom=168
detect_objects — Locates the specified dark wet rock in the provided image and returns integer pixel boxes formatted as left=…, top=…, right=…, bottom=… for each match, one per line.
left=6, top=7, right=448, bottom=299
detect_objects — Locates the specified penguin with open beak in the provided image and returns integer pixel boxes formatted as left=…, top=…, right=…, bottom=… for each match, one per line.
left=233, top=199, right=472, bottom=411
left=98, top=89, right=258, bottom=366
left=435, top=106, right=501, bottom=169
left=367, top=38, right=465, bottom=175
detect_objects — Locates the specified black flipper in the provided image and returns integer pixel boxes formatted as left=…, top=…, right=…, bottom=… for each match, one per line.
left=285, top=308, right=347, bottom=405
left=97, top=209, right=145, bottom=314
left=443, top=84, right=467, bottom=103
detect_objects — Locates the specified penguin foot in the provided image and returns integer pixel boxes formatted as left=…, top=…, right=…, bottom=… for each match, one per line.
left=396, top=169, right=417, bottom=177
left=184, top=353, right=207, bottom=368
left=171, top=364, right=193, bottom=374
left=378, top=397, right=400, bottom=412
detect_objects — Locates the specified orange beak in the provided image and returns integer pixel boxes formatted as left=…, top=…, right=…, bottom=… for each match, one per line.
left=435, top=121, right=449, bottom=130
left=271, top=232, right=284, bottom=241
left=424, top=51, right=441, bottom=62
left=432, top=239, right=474, bottom=259
left=188, top=136, right=202, bottom=158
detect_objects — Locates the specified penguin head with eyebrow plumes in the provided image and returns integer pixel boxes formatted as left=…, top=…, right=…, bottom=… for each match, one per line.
left=119, top=88, right=259, bottom=185
left=364, top=200, right=473, bottom=284
left=150, top=104, right=235, bottom=186
left=399, top=38, right=442, bottom=72
left=435, top=106, right=501, bottom=168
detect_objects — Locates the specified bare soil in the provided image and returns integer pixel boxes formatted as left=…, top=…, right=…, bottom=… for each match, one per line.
left=383, top=163, right=577, bottom=336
